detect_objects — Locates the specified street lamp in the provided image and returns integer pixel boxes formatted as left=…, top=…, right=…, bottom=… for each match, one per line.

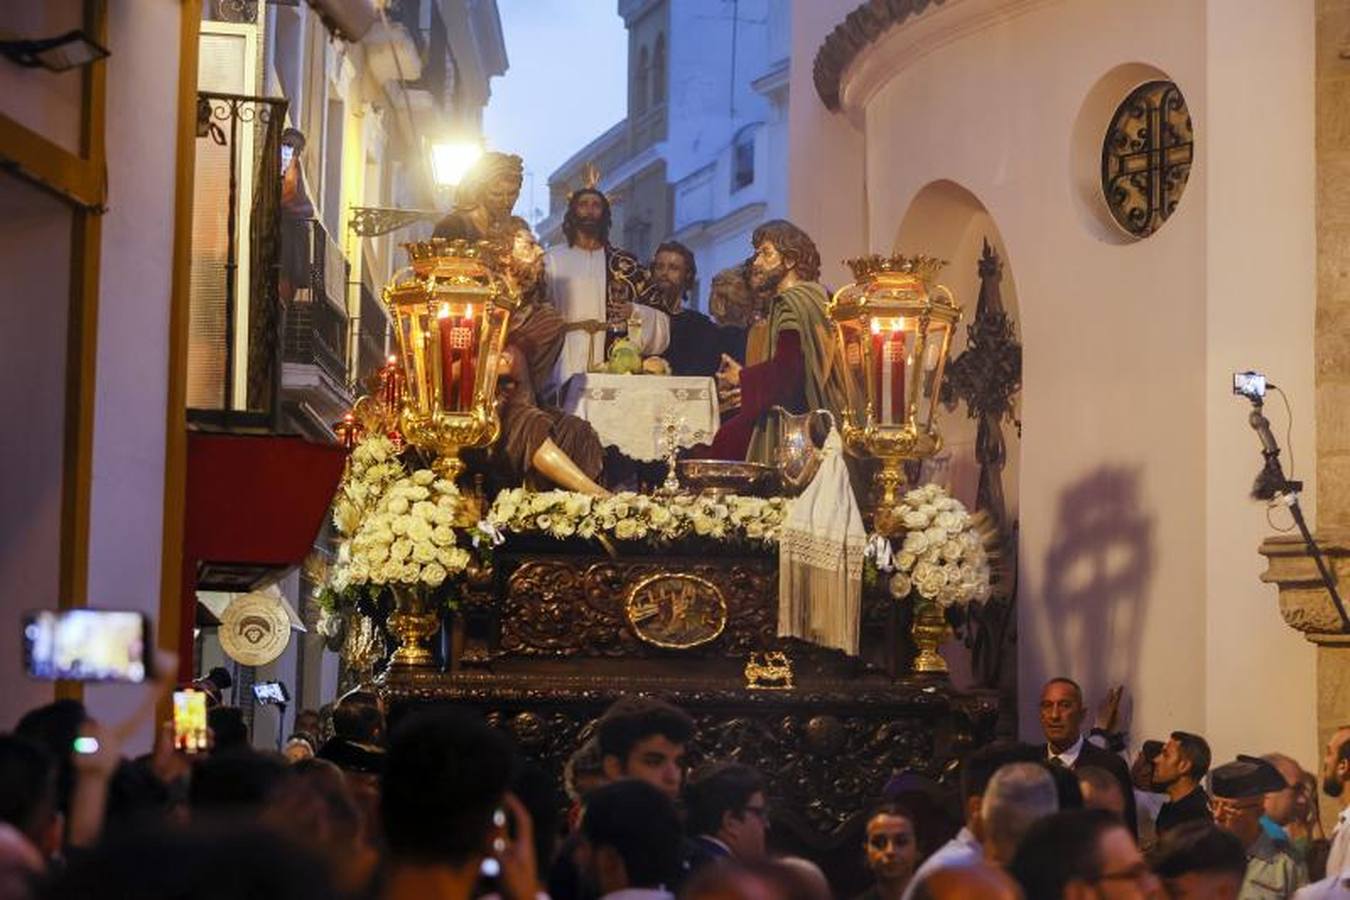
left=829, top=254, right=962, bottom=531
left=429, top=140, right=484, bottom=190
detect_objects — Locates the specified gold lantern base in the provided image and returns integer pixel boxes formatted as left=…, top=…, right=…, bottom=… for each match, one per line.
left=910, top=600, right=950, bottom=674
left=387, top=584, right=440, bottom=669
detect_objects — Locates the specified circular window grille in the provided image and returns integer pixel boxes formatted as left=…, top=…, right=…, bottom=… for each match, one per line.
left=1101, top=80, right=1193, bottom=239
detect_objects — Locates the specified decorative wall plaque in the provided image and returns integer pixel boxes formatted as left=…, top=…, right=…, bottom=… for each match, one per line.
left=624, top=573, right=728, bottom=649
left=1101, top=80, right=1193, bottom=239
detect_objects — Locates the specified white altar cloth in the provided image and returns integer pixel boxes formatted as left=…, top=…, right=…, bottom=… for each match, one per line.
left=560, top=373, right=720, bottom=462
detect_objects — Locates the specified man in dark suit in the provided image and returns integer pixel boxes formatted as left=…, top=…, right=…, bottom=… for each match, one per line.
left=1038, top=677, right=1138, bottom=836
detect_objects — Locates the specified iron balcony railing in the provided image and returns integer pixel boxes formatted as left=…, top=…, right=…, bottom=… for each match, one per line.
left=283, top=218, right=350, bottom=386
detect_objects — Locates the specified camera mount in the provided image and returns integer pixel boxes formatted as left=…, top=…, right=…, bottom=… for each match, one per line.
left=1242, top=388, right=1348, bottom=632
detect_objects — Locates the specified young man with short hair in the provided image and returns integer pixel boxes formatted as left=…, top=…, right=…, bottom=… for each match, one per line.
left=578, top=780, right=684, bottom=900
left=1009, top=807, right=1160, bottom=900
left=1152, top=821, right=1247, bottom=900
left=550, top=698, right=696, bottom=900
left=853, top=802, right=919, bottom=900
left=1153, top=731, right=1212, bottom=837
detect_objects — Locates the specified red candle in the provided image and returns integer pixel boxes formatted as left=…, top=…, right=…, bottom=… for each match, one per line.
left=457, top=304, right=477, bottom=410
left=438, top=306, right=456, bottom=410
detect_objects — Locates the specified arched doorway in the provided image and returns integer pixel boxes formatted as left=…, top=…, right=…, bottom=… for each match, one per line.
left=892, top=180, right=1021, bottom=708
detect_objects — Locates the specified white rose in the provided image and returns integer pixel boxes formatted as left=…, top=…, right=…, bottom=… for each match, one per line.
left=903, top=488, right=927, bottom=505
left=413, top=500, right=437, bottom=521
left=650, top=506, right=672, bottom=527
left=400, top=562, right=420, bottom=583
left=918, top=503, right=938, bottom=520
left=421, top=562, right=447, bottom=587
left=942, top=539, right=964, bottom=562
left=432, top=525, right=455, bottom=547
left=366, top=542, right=390, bottom=565
left=912, top=560, right=942, bottom=585
left=942, top=563, right=962, bottom=587
left=388, top=496, right=410, bottom=515
left=924, top=526, right=947, bottom=547
left=896, top=550, right=918, bottom=572
left=407, top=519, right=433, bottom=543
left=412, top=541, right=437, bottom=564
left=902, top=531, right=929, bottom=554
left=412, top=469, right=435, bottom=486
left=564, top=495, right=592, bottom=518
left=615, top=519, right=638, bottom=540
left=935, top=511, right=958, bottom=532
left=445, top=548, right=470, bottom=570
left=380, top=561, right=403, bottom=583
left=937, top=583, right=962, bottom=607
left=888, top=572, right=913, bottom=599
left=390, top=539, right=411, bottom=562
left=692, top=514, right=713, bottom=536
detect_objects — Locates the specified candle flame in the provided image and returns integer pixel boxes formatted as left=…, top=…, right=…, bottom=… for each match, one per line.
left=437, top=303, right=451, bottom=319
left=465, top=304, right=474, bottom=321
left=386, top=354, right=397, bottom=365
left=870, top=319, right=881, bottom=335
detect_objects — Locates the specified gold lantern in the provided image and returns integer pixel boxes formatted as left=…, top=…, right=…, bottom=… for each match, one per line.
left=829, top=254, right=962, bottom=533
left=385, top=238, right=517, bottom=482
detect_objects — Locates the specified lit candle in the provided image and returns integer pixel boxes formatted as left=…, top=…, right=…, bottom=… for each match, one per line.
left=458, top=304, right=477, bottom=410
left=870, top=318, right=908, bottom=426
left=437, top=303, right=456, bottom=411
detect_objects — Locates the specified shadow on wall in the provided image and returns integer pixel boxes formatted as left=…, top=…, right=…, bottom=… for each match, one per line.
left=1029, top=465, right=1154, bottom=709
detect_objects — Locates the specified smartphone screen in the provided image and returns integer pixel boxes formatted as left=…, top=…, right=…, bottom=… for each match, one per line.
left=22, top=609, right=149, bottom=683
left=252, top=681, right=289, bottom=705
left=173, top=690, right=208, bottom=753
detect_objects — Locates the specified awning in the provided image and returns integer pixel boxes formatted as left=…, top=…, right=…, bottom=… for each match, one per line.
left=177, top=431, right=345, bottom=676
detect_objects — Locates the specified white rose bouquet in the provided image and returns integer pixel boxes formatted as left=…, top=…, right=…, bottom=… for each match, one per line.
left=320, top=433, right=474, bottom=611
left=866, top=483, right=992, bottom=608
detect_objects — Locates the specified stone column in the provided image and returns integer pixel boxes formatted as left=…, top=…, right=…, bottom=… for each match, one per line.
left=1260, top=0, right=1350, bottom=836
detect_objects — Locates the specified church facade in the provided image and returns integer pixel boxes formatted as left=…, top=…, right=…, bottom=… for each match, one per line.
left=789, top=0, right=1335, bottom=780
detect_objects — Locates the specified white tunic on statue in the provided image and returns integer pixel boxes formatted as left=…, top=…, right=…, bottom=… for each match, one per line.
left=544, top=245, right=670, bottom=392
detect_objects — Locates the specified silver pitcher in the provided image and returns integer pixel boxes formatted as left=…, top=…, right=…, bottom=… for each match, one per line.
left=771, top=407, right=834, bottom=495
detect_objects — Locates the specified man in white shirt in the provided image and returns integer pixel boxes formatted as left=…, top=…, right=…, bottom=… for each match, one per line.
left=1321, top=724, right=1350, bottom=879
left=901, top=744, right=1032, bottom=900
left=544, top=188, right=669, bottom=393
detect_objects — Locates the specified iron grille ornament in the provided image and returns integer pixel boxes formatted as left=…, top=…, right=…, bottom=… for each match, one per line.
left=1101, top=80, right=1193, bottom=239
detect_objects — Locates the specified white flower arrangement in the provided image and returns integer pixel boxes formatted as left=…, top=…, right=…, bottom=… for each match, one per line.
left=868, top=483, right=992, bottom=608
left=323, top=434, right=473, bottom=603
left=487, top=489, right=788, bottom=548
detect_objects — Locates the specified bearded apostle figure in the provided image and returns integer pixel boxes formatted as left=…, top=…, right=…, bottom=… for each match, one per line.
left=544, top=188, right=670, bottom=392
left=702, top=220, right=849, bottom=464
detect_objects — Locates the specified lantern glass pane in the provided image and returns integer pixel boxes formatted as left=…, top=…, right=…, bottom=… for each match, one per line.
left=836, top=318, right=870, bottom=431
left=916, top=321, right=951, bottom=429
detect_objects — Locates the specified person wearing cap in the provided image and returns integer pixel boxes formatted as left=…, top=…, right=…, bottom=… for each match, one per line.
left=1153, top=731, right=1213, bottom=837
left=1211, top=755, right=1309, bottom=899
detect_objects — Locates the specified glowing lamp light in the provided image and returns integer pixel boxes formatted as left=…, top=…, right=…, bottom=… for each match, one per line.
left=429, top=141, right=484, bottom=189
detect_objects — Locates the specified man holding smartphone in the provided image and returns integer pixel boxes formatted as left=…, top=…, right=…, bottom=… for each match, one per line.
left=380, top=709, right=538, bottom=900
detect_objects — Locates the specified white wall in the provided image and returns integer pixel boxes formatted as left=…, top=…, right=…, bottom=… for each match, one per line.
left=83, top=1, right=183, bottom=750
left=790, top=0, right=1318, bottom=768
left=1203, top=0, right=1318, bottom=767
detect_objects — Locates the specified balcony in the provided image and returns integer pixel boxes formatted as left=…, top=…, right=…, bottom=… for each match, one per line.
left=354, top=279, right=389, bottom=389
left=281, top=218, right=354, bottom=438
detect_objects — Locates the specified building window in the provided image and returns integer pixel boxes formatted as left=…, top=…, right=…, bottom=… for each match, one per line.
left=733, top=129, right=755, bottom=192
left=1101, top=80, right=1193, bottom=239
left=652, top=33, right=666, bottom=107
left=635, top=46, right=649, bottom=116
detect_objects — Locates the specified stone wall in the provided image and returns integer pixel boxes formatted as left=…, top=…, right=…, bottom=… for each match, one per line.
left=1318, top=1, right=1350, bottom=528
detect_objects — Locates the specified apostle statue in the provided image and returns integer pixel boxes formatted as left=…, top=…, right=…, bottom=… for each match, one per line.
left=430, top=153, right=607, bottom=495
left=544, top=188, right=670, bottom=391
left=492, top=218, right=606, bottom=495
left=702, top=220, right=849, bottom=464
left=651, top=241, right=745, bottom=377
left=432, top=151, right=523, bottom=242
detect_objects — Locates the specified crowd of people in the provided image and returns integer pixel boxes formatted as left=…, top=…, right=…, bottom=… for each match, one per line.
left=1, top=664, right=1348, bottom=900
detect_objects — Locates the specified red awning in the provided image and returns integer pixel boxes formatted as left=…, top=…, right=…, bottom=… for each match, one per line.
left=178, top=432, right=345, bottom=676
